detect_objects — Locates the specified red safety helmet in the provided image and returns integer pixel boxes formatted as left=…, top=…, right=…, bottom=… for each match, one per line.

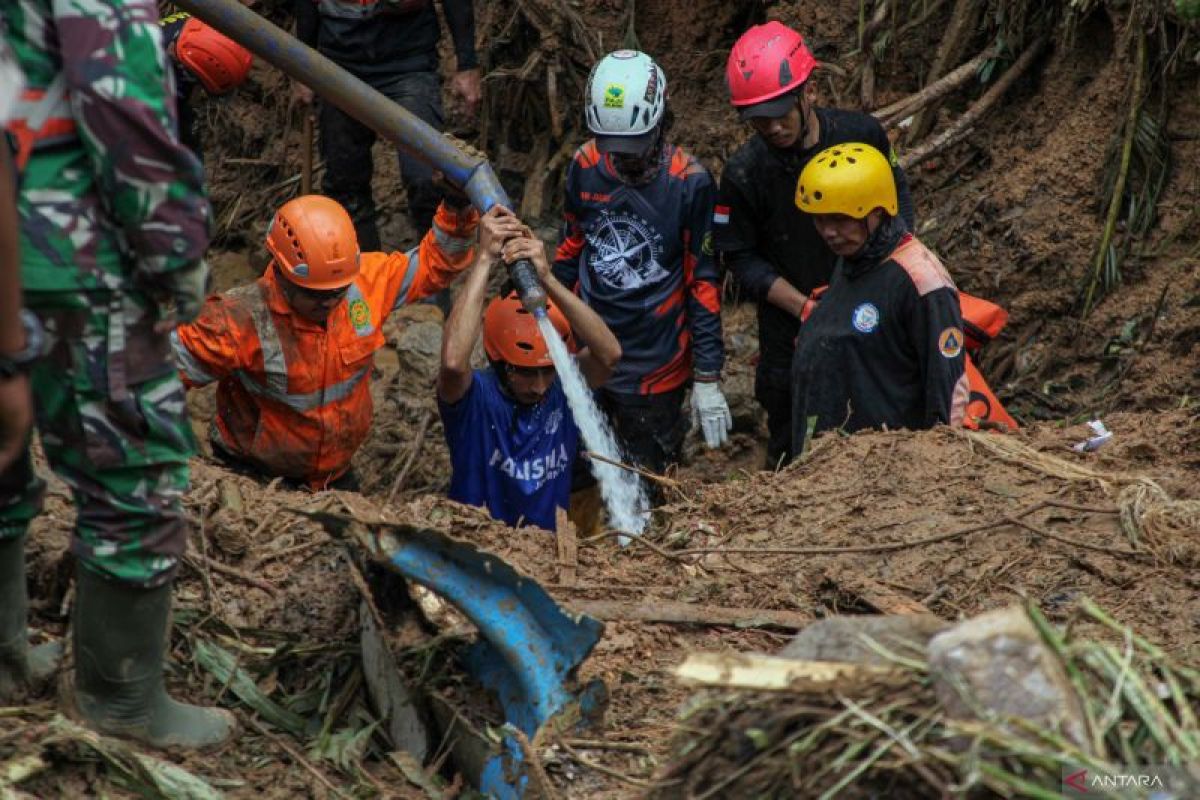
left=266, top=195, right=361, bottom=290
left=483, top=292, right=574, bottom=368
left=176, top=17, right=252, bottom=96
left=726, top=21, right=817, bottom=120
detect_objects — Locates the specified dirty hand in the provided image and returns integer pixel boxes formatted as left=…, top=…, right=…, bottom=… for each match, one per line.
left=292, top=81, right=314, bottom=106
left=690, top=380, right=732, bottom=448
left=477, top=206, right=524, bottom=262
left=151, top=259, right=211, bottom=333
left=501, top=228, right=551, bottom=283
left=451, top=68, right=482, bottom=118
left=0, top=374, right=31, bottom=472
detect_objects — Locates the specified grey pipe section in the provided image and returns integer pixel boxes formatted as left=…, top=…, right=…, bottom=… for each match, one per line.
left=170, top=0, right=511, bottom=212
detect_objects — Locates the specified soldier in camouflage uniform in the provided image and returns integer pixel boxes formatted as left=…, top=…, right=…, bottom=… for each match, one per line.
left=0, top=0, right=236, bottom=748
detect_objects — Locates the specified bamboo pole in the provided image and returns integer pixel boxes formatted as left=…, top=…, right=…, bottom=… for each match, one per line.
left=1081, top=33, right=1145, bottom=316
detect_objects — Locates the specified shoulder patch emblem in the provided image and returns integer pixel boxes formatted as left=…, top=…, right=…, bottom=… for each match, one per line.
left=713, top=205, right=731, bottom=225
left=938, top=326, right=963, bottom=358
left=701, top=231, right=714, bottom=256
left=349, top=298, right=372, bottom=334
left=852, top=302, right=880, bottom=333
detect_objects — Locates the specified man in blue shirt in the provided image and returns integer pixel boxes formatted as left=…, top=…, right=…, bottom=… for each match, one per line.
left=438, top=208, right=621, bottom=532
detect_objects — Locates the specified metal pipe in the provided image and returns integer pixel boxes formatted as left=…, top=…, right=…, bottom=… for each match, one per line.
left=170, top=0, right=510, bottom=212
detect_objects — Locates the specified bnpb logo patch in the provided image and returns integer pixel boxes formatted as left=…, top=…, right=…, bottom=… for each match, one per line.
left=852, top=303, right=880, bottom=333
left=604, top=84, right=625, bottom=108
left=349, top=298, right=371, bottom=334
left=938, top=326, right=963, bottom=358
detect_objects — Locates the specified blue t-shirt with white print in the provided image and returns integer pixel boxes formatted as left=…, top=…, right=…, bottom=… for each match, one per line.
left=440, top=368, right=579, bottom=532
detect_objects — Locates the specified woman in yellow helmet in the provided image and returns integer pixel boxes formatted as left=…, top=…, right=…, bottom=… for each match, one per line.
left=790, top=143, right=969, bottom=455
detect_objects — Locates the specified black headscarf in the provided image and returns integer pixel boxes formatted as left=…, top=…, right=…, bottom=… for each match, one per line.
left=842, top=213, right=908, bottom=280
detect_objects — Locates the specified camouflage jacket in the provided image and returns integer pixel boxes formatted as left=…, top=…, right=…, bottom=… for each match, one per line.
left=1, top=0, right=211, bottom=292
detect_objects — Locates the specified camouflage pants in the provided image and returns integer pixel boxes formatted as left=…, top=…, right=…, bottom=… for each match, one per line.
left=0, top=291, right=194, bottom=587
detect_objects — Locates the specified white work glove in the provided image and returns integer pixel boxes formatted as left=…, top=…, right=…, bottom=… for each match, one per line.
left=691, top=380, right=732, bottom=449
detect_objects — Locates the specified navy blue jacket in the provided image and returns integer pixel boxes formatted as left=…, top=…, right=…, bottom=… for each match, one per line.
left=553, top=141, right=724, bottom=396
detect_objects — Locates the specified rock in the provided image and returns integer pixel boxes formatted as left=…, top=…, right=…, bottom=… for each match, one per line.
left=721, top=366, right=761, bottom=434
left=389, top=315, right=445, bottom=385
left=928, top=605, right=1092, bottom=752
left=779, top=614, right=950, bottom=666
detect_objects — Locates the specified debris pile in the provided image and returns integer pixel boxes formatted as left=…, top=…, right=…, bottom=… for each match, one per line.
left=654, top=603, right=1200, bottom=799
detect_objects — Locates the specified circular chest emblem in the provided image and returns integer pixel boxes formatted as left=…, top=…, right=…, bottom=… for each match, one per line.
left=349, top=298, right=371, bottom=332
left=852, top=303, right=880, bottom=333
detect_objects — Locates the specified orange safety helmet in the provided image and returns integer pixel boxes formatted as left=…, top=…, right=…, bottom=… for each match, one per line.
left=176, top=16, right=252, bottom=96
left=265, top=195, right=362, bottom=290
left=483, top=292, right=574, bottom=368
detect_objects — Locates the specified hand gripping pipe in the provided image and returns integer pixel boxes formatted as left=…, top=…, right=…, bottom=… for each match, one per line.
left=171, top=0, right=547, bottom=311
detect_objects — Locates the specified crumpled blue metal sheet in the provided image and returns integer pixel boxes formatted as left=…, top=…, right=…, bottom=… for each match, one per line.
left=353, top=520, right=606, bottom=797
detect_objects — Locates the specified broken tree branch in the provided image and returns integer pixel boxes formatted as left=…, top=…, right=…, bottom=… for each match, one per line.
left=388, top=409, right=433, bottom=503
left=582, top=450, right=678, bottom=487
left=876, top=49, right=992, bottom=127
left=555, top=736, right=676, bottom=790
left=901, top=37, right=1048, bottom=171
left=183, top=554, right=279, bottom=595
left=675, top=652, right=907, bottom=692
left=674, top=499, right=1129, bottom=559
left=569, top=599, right=812, bottom=630
left=905, top=0, right=982, bottom=144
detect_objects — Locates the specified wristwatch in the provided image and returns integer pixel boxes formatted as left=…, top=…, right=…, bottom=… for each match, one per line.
left=0, top=309, right=46, bottom=379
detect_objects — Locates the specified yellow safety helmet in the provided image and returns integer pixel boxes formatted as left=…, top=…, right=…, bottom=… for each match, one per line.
left=795, top=143, right=898, bottom=219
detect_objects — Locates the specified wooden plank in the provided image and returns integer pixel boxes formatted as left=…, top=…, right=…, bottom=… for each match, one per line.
left=555, top=507, right=578, bottom=588
left=675, top=652, right=906, bottom=692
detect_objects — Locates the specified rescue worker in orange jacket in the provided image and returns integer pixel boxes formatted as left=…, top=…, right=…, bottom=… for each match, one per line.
left=171, top=193, right=478, bottom=489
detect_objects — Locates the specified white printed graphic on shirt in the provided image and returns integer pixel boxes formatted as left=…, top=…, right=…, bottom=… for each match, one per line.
left=488, top=443, right=571, bottom=490
left=586, top=211, right=667, bottom=290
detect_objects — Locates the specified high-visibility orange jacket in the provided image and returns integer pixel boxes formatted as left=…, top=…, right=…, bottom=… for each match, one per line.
left=172, top=203, right=478, bottom=487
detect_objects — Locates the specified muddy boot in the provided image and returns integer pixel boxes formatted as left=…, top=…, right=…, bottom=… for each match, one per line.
left=0, top=534, right=62, bottom=700
left=71, top=567, right=237, bottom=750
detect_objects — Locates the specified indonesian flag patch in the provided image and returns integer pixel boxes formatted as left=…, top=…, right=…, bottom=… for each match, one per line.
left=713, top=205, right=731, bottom=225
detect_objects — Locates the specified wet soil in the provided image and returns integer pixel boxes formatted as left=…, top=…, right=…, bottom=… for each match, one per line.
left=5, top=0, right=1199, bottom=796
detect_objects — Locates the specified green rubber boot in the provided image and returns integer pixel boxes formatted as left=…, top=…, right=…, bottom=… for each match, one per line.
left=71, top=567, right=237, bottom=750
left=0, top=534, right=62, bottom=701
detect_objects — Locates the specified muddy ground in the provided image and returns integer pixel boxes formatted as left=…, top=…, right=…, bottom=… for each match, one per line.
left=4, top=0, right=1200, bottom=797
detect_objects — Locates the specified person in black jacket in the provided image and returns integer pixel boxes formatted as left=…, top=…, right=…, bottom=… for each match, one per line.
left=293, top=0, right=479, bottom=250
left=716, top=21, right=915, bottom=466
left=790, top=143, right=968, bottom=456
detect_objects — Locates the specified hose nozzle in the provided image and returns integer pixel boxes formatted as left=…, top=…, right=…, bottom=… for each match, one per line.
left=507, top=257, right=548, bottom=313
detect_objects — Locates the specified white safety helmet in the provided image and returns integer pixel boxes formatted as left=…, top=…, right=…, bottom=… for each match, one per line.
left=585, top=50, right=667, bottom=154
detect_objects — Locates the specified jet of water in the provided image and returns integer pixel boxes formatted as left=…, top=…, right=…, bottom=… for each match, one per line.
left=536, top=313, right=648, bottom=539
